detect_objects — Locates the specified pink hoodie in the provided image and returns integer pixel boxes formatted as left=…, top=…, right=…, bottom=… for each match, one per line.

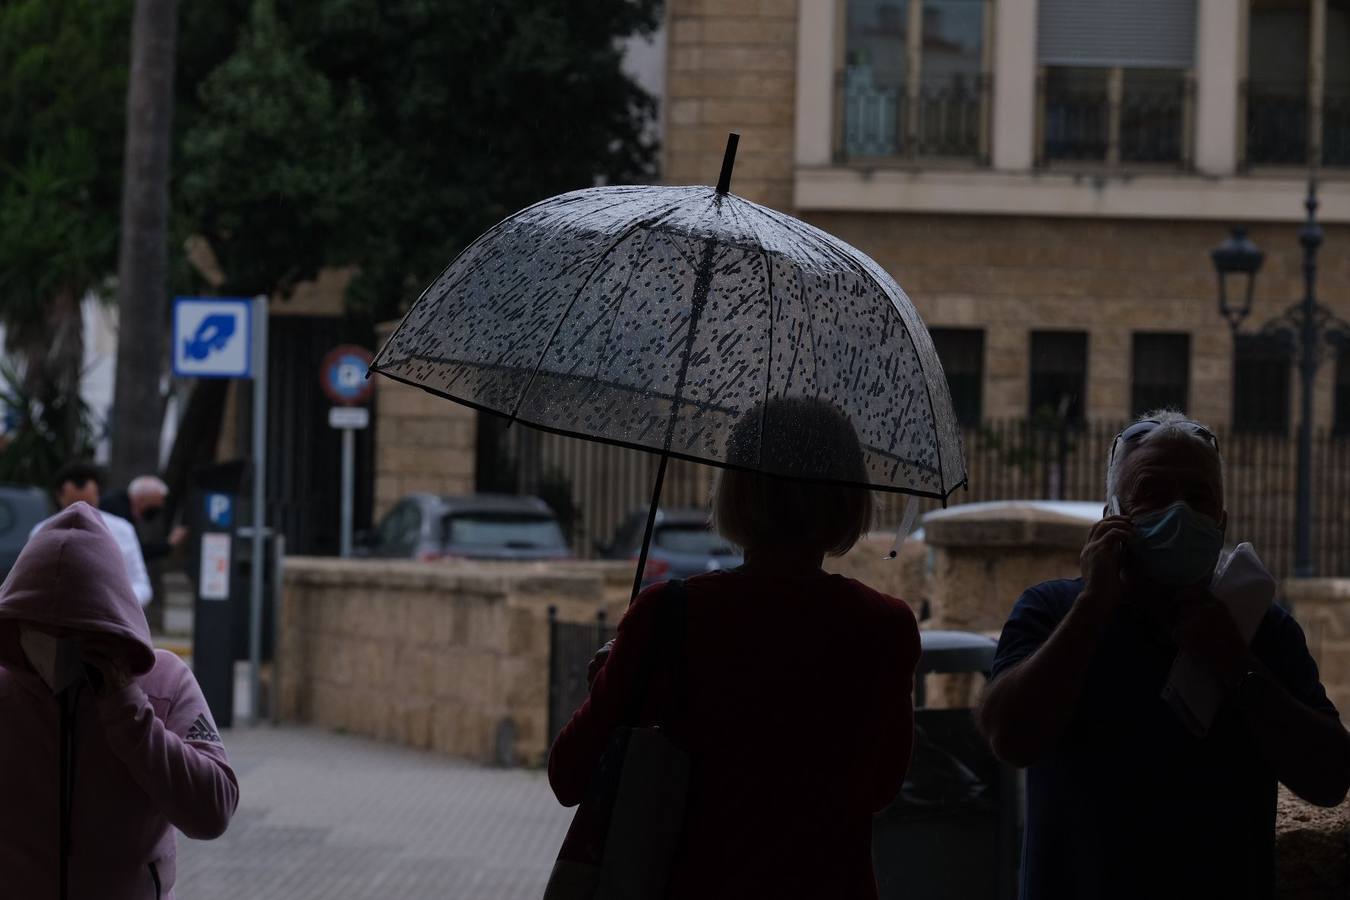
left=0, top=503, right=238, bottom=899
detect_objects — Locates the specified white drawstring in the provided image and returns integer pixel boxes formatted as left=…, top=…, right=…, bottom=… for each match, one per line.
left=885, top=495, right=921, bottom=559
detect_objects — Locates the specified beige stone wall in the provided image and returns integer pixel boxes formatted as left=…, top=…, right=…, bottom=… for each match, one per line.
left=801, top=212, right=1350, bottom=431
left=921, top=505, right=1089, bottom=707
left=1286, top=578, right=1350, bottom=718
left=824, top=532, right=929, bottom=609
left=924, top=505, right=1088, bottom=633
left=665, top=0, right=799, bottom=211
left=372, top=323, right=477, bottom=520
left=278, top=557, right=633, bottom=765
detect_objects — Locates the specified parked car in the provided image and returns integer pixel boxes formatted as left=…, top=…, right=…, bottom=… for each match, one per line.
left=0, top=485, right=52, bottom=581
left=601, top=507, right=743, bottom=587
left=357, top=493, right=572, bottom=561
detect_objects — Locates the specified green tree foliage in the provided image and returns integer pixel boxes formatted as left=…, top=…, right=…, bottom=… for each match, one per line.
left=179, top=0, right=370, bottom=297
left=0, top=0, right=131, bottom=485
left=180, top=0, right=660, bottom=317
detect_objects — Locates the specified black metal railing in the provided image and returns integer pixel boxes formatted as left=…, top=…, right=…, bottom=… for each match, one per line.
left=1245, top=82, right=1308, bottom=166
left=843, top=77, right=988, bottom=161
left=505, top=419, right=1350, bottom=581
left=1324, top=87, right=1350, bottom=167
left=547, top=606, right=614, bottom=744
left=1042, top=85, right=1109, bottom=162
left=1119, top=87, right=1186, bottom=163
left=1042, top=82, right=1186, bottom=164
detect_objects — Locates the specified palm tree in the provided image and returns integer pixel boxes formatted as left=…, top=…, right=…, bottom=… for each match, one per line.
left=109, top=0, right=179, bottom=488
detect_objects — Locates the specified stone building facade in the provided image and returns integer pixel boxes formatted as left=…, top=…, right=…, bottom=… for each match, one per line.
left=662, top=0, right=1350, bottom=432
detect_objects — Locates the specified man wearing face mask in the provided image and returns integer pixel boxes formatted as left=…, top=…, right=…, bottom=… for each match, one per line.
left=0, top=502, right=237, bottom=899
left=977, top=410, right=1350, bottom=900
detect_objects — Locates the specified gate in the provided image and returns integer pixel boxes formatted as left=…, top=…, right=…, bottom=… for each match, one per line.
left=547, top=607, right=616, bottom=745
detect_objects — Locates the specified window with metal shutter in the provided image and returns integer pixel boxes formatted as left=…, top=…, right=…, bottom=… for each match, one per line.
left=1037, top=0, right=1198, bottom=69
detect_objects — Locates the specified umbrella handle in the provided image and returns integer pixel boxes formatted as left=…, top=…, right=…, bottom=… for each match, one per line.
left=630, top=453, right=670, bottom=604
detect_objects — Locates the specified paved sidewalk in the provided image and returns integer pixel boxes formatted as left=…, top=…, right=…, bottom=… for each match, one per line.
left=176, top=725, right=572, bottom=900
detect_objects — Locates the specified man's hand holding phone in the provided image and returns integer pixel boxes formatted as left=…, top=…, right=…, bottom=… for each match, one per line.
left=1080, top=501, right=1134, bottom=620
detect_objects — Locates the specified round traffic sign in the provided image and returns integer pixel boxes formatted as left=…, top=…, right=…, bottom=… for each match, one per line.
left=320, top=345, right=375, bottom=406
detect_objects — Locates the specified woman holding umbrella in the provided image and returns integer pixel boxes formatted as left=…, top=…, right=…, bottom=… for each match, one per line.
left=548, top=397, right=921, bottom=899
left=370, top=133, right=961, bottom=898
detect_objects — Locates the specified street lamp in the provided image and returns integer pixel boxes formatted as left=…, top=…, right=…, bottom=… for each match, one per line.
left=1210, top=179, right=1350, bottom=579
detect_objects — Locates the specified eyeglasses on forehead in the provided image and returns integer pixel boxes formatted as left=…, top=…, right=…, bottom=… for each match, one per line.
left=1109, top=419, right=1219, bottom=467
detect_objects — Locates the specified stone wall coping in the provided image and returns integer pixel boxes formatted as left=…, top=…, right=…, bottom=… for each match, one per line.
left=923, top=503, right=1094, bottom=550
left=283, top=556, right=630, bottom=597
left=1282, top=578, right=1350, bottom=605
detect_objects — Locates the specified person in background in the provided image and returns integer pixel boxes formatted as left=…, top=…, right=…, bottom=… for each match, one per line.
left=548, top=397, right=921, bottom=900
left=978, top=410, right=1350, bottom=900
left=102, top=475, right=190, bottom=564
left=0, top=503, right=238, bottom=899
left=30, top=462, right=152, bottom=608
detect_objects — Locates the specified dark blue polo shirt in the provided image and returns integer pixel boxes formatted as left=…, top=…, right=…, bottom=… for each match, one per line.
left=992, top=578, right=1339, bottom=900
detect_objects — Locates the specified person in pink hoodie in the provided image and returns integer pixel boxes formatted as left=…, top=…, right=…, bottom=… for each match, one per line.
left=0, top=502, right=239, bottom=899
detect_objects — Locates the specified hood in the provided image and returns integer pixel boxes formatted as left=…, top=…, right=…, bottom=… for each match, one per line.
left=0, top=502, right=155, bottom=675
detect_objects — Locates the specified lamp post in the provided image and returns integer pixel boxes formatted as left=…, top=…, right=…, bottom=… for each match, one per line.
left=1210, top=179, right=1349, bottom=579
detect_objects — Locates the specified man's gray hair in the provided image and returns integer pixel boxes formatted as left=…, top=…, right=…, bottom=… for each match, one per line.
left=1105, top=409, right=1224, bottom=503
left=128, top=475, right=170, bottom=500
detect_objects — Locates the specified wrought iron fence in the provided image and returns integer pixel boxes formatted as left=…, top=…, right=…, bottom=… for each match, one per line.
left=547, top=606, right=614, bottom=744
left=506, top=420, right=1350, bottom=581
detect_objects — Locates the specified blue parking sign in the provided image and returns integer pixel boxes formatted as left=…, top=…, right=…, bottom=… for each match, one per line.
left=205, top=493, right=234, bottom=528
left=173, top=298, right=253, bottom=378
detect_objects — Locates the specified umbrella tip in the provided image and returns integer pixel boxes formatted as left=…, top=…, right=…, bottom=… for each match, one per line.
left=716, top=133, right=740, bottom=195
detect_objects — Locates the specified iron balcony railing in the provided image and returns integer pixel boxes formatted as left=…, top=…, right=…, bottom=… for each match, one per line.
left=842, top=76, right=990, bottom=162
left=1038, top=71, right=1191, bottom=167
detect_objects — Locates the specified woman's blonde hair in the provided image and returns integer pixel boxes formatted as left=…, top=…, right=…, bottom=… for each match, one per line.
left=711, top=397, right=873, bottom=556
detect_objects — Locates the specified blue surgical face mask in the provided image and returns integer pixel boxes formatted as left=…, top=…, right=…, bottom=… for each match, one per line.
left=1131, top=501, right=1225, bottom=589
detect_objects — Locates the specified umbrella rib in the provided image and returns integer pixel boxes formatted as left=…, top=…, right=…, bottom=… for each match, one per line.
left=758, top=205, right=955, bottom=493
left=754, top=230, right=774, bottom=472
left=505, top=208, right=676, bottom=427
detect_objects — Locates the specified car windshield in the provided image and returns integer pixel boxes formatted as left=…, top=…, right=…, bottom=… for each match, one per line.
left=442, top=513, right=566, bottom=550
left=655, top=524, right=735, bottom=555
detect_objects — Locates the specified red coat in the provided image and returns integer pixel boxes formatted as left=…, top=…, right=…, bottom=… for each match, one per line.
left=548, top=568, right=920, bottom=900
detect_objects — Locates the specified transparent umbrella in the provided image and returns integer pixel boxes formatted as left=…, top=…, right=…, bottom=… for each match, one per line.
left=372, top=135, right=966, bottom=598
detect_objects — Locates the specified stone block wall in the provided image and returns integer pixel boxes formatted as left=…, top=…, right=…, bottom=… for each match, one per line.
left=801, top=212, right=1350, bottom=431
left=921, top=504, right=1088, bottom=707
left=278, top=557, right=633, bottom=765
left=824, top=532, right=930, bottom=609
left=665, top=0, right=798, bottom=210
left=1286, top=578, right=1350, bottom=717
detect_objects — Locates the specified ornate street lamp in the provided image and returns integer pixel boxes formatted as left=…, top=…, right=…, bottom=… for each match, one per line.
left=1210, top=179, right=1350, bottom=579
left=1210, top=227, right=1265, bottom=335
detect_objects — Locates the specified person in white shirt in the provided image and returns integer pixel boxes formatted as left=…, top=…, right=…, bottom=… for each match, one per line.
left=29, top=462, right=153, bottom=607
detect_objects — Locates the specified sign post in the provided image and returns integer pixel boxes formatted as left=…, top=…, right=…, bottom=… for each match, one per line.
left=248, top=296, right=268, bottom=725
left=173, top=296, right=268, bottom=725
left=321, top=346, right=374, bottom=557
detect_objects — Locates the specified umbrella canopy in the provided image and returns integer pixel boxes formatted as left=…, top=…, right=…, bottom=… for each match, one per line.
left=372, top=151, right=965, bottom=503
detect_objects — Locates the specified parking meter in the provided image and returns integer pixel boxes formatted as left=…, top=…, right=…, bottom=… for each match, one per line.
left=189, top=462, right=245, bottom=728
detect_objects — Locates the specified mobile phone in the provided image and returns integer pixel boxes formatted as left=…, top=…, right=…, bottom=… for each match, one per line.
left=1108, top=494, right=1122, bottom=517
